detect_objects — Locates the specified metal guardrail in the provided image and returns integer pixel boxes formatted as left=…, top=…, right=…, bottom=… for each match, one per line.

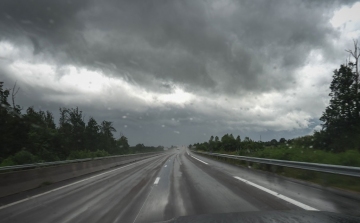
left=191, top=151, right=360, bottom=178
left=0, top=151, right=163, bottom=172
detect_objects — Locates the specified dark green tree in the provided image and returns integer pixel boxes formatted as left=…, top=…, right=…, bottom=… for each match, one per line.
left=68, top=107, right=86, bottom=151
left=235, top=135, right=241, bottom=152
left=270, top=139, right=278, bottom=146
left=208, top=135, right=215, bottom=152
left=318, top=64, right=360, bottom=151
left=116, top=136, right=130, bottom=154
left=85, top=117, right=100, bottom=151
left=24, top=107, right=60, bottom=161
left=0, top=82, right=28, bottom=158
left=100, top=120, right=116, bottom=153
left=0, top=82, right=10, bottom=108
left=221, top=134, right=236, bottom=151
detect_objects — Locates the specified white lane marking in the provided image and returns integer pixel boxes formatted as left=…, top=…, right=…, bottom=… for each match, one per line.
left=191, top=156, right=208, bottom=165
left=154, top=177, right=160, bottom=185
left=0, top=156, right=163, bottom=210
left=233, top=176, right=318, bottom=211
left=164, top=165, right=167, bottom=167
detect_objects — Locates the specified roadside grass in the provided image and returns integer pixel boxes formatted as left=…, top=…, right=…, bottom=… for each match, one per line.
left=232, top=146, right=360, bottom=167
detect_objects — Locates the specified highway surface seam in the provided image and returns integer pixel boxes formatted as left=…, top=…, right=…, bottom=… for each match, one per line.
left=233, top=176, right=318, bottom=211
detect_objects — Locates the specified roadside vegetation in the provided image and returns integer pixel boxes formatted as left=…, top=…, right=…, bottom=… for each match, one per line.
left=0, top=81, right=163, bottom=166
left=190, top=40, right=360, bottom=192
left=190, top=135, right=360, bottom=192
left=191, top=135, right=360, bottom=167
left=191, top=40, right=360, bottom=166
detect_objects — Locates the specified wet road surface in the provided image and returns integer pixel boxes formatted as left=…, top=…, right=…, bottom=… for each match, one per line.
left=0, top=148, right=359, bottom=222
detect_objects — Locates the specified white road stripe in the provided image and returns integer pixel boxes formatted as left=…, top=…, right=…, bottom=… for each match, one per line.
left=164, top=165, right=167, bottom=167
left=154, top=177, right=160, bottom=185
left=0, top=157, right=162, bottom=210
left=191, top=156, right=208, bottom=165
left=233, top=176, right=318, bottom=211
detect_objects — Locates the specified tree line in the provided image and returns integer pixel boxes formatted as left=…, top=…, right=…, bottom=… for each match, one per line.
left=0, top=81, right=163, bottom=166
left=189, top=133, right=307, bottom=154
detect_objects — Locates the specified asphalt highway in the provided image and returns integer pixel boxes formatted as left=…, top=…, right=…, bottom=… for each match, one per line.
left=0, top=147, right=359, bottom=223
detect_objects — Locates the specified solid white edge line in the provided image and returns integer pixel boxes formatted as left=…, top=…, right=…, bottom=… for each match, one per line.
left=0, top=156, right=160, bottom=210
left=154, top=177, right=160, bottom=185
left=191, top=156, right=208, bottom=165
left=233, top=176, right=318, bottom=211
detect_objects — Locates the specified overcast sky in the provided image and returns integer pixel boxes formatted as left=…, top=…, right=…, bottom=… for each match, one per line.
left=1, top=0, right=360, bottom=146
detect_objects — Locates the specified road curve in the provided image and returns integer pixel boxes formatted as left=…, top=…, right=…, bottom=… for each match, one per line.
left=0, top=148, right=359, bottom=223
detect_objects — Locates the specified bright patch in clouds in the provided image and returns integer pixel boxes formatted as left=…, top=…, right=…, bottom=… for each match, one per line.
left=331, top=2, right=360, bottom=39
left=1, top=41, right=195, bottom=110
left=8, top=62, right=107, bottom=93
left=331, top=2, right=360, bottom=27
left=60, top=66, right=108, bottom=93
left=158, top=88, right=193, bottom=105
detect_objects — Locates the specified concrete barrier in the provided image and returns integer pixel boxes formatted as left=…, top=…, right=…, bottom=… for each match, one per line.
left=0, top=152, right=164, bottom=198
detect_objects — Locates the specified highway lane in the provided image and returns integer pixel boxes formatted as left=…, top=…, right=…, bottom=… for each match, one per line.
left=0, top=148, right=359, bottom=223
left=187, top=150, right=360, bottom=217
left=134, top=149, right=303, bottom=223
left=0, top=153, right=172, bottom=223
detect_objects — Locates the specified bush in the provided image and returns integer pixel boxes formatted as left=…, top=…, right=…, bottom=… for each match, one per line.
left=12, top=150, right=38, bottom=165
left=0, top=151, right=39, bottom=166
left=0, top=157, right=15, bottom=166
left=337, top=150, right=360, bottom=166
left=38, top=148, right=60, bottom=162
left=67, top=150, right=110, bottom=160
left=94, top=150, right=111, bottom=157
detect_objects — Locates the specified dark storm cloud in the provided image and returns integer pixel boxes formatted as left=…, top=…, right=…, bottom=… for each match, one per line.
left=1, top=0, right=357, bottom=95
left=0, top=0, right=90, bottom=40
